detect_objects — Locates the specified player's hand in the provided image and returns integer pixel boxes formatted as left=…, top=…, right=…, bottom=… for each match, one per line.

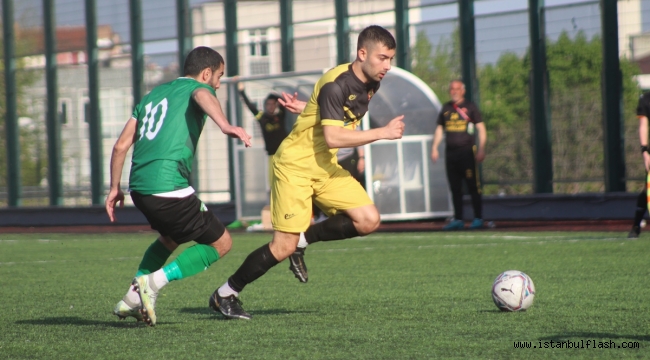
left=382, top=115, right=405, bottom=140
left=278, top=91, right=306, bottom=114
left=357, top=157, right=365, bottom=173
left=105, top=188, right=125, bottom=223
left=234, top=76, right=244, bottom=92
left=476, top=148, right=486, bottom=163
left=644, top=152, right=650, bottom=172
left=431, top=149, right=439, bottom=163
left=222, top=124, right=252, bottom=147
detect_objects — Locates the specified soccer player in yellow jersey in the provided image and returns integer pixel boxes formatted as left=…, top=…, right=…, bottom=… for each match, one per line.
left=210, top=25, right=405, bottom=319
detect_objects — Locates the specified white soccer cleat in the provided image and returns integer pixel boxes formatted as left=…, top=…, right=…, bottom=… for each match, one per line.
left=113, top=300, right=144, bottom=322
left=132, top=275, right=158, bottom=326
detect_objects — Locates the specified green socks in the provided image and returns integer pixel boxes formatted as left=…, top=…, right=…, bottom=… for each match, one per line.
left=135, top=239, right=173, bottom=277
left=162, top=244, right=220, bottom=282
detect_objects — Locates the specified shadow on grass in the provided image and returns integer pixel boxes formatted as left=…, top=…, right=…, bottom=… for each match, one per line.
left=538, top=333, right=650, bottom=342
left=15, top=317, right=165, bottom=328
left=179, top=307, right=318, bottom=318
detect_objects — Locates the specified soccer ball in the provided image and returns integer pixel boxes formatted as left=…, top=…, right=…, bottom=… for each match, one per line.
left=491, top=270, right=535, bottom=311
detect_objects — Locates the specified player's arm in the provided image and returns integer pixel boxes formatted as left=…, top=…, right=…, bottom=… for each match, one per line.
left=319, top=83, right=403, bottom=148
left=431, top=125, right=444, bottom=163
left=192, top=88, right=252, bottom=147
left=236, top=81, right=260, bottom=116
left=322, top=118, right=404, bottom=148
left=639, top=115, right=650, bottom=172
left=356, top=145, right=365, bottom=174
left=106, top=118, right=137, bottom=222
left=475, top=122, right=487, bottom=163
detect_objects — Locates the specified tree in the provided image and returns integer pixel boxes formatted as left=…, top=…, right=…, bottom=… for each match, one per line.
left=411, top=30, right=461, bottom=104
left=0, top=29, right=45, bottom=193
left=411, top=30, right=641, bottom=195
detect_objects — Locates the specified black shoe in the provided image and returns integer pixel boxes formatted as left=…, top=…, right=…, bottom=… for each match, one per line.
left=289, top=248, right=308, bottom=283
left=209, top=290, right=251, bottom=320
left=628, top=225, right=641, bottom=239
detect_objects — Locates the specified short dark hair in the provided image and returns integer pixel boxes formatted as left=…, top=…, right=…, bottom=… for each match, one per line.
left=357, top=25, right=396, bottom=51
left=265, top=93, right=280, bottom=102
left=183, top=46, right=224, bottom=76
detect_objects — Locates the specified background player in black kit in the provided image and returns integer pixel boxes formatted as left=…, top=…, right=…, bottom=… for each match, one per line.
left=237, top=80, right=288, bottom=183
left=627, top=92, right=650, bottom=238
left=431, top=80, right=487, bottom=230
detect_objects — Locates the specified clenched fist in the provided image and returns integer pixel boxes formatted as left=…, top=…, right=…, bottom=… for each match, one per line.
left=382, top=115, right=405, bottom=140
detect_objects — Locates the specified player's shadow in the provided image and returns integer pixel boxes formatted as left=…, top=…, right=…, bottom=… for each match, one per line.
left=15, top=316, right=156, bottom=328
left=538, top=333, right=650, bottom=342
left=179, top=307, right=317, bottom=319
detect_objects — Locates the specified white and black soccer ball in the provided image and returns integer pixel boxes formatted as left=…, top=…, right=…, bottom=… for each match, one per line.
left=491, top=270, right=535, bottom=311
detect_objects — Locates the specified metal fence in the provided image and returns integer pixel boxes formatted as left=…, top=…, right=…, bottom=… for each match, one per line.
left=1, top=0, right=648, bottom=207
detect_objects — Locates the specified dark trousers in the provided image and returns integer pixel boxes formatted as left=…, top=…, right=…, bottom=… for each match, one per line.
left=445, top=147, right=482, bottom=220
left=633, top=173, right=647, bottom=226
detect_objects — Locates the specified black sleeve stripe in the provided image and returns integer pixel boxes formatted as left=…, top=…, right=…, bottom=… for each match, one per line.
left=317, top=82, right=346, bottom=122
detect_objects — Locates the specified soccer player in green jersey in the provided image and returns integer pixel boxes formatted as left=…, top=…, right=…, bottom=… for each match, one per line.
left=105, top=46, right=251, bottom=326
left=210, top=26, right=405, bottom=320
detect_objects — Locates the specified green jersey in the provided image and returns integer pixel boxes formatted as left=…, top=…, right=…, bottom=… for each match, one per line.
left=129, top=77, right=216, bottom=195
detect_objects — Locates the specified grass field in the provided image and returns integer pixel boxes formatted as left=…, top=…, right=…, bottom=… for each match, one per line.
left=0, top=230, right=648, bottom=359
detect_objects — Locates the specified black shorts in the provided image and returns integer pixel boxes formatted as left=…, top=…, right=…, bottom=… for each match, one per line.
left=130, top=191, right=226, bottom=245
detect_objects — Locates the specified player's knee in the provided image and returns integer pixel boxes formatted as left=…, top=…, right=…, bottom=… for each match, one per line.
left=211, top=230, right=232, bottom=257
left=356, top=211, right=380, bottom=235
left=268, top=241, right=295, bottom=261
left=269, top=233, right=300, bottom=260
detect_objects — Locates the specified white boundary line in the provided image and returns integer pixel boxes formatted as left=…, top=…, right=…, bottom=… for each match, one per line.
left=0, top=235, right=632, bottom=265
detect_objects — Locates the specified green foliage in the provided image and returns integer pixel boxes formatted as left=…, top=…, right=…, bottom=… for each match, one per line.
left=411, top=30, right=461, bottom=104
left=413, top=30, right=641, bottom=194
left=0, top=34, right=44, bottom=189
left=1, top=231, right=649, bottom=359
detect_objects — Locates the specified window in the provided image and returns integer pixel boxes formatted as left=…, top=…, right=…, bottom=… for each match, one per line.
left=248, top=29, right=271, bottom=76
left=249, top=29, right=269, bottom=57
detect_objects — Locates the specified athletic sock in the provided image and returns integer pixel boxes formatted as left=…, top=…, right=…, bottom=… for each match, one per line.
left=305, top=213, right=359, bottom=245
left=124, top=238, right=173, bottom=305
left=122, top=284, right=141, bottom=306
left=151, top=269, right=170, bottom=289
left=161, top=244, right=220, bottom=282
left=297, top=232, right=308, bottom=249
left=135, top=239, right=173, bottom=277
left=217, top=283, right=239, bottom=298
left=227, top=243, right=279, bottom=292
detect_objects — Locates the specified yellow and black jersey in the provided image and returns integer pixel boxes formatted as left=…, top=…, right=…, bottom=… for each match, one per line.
left=437, top=100, right=482, bottom=150
left=274, top=63, right=380, bottom=177
left=239, top=90, right=287, bottom=155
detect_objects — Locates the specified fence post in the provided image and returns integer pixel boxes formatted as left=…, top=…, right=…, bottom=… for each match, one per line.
left=86, top=0, right=104, bottom=205
left=394, top=0, right=410, bottom=71
left=130, top=0, right=144, bottom=106
left=335, top=0, right=350, bottom=65
left=600, top=0, right=626, bottom=192
left=528, top=0, right=553, bottom=193
left=280, top=0, right=294, bottom=72
left=458, top=0, right=477, bottom=104
left=44, top=0, right=63, bottom=205
left=2, top=0, right=21, bottom=206
left=224, top=0, right=239, bottom=202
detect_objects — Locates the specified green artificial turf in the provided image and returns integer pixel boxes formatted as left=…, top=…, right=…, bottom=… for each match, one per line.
left=0, top=231, right=648, bottom=359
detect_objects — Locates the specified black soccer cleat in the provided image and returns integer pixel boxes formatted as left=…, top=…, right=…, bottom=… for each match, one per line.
left=289, top=248, right=308, bottom=283
left=209, top=290, right=251, bottom=320
left=628, top=225, right=641, bottom=239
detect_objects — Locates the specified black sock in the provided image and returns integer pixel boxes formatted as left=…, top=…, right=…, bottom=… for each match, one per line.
left=633, top=191, right=647, bottom=227
left=227, top=243, right=279, bottom=292
left=305, top=213, right=360, bottom=245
